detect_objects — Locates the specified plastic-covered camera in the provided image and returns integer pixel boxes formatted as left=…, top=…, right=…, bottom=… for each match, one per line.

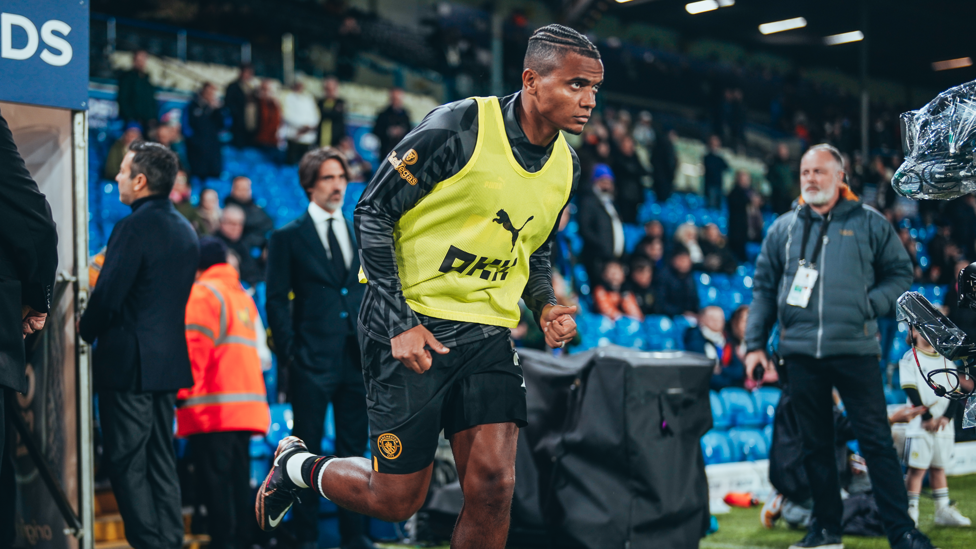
left=893, top=80, right=976, bottom=200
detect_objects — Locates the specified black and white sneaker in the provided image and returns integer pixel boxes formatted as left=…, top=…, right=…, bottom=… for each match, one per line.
left=255, top=436, right=308, bottom=531
left=788, top=525, right=843, bottom=549
left=891, top=529, right=939, bottom=549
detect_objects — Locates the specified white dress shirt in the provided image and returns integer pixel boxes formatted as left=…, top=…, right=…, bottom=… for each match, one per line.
left=308, top=201, right=353, bottom=270
left=600, top=194, right=626, bottom=258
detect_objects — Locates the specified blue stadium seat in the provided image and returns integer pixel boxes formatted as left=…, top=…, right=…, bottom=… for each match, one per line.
left=576, top=312, right=615, bottom=350
left=701, top=429, right=733, bottom=465
left=710, top=390, right=731, bottom=430
left=763, top=424, right=774, bottom=450
left=613, top=316, right=647, bottom=349
left=728, top=427, right=769, bottom=461
left=885, top=387, right=907, bottom=405
left=266, top=403, right=293, bottom=448
left=752, top=387, right=781, bottom=425
left=719, top=387, right=764, bottom=428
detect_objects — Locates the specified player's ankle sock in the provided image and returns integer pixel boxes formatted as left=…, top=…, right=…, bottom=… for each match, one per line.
left=301, top=456, right=336, bottom=501
left=284, top=452, right=315, bottom=489
left=908, top=492, right=920, bottom=509
left=933, top=488, right=950, bottom=511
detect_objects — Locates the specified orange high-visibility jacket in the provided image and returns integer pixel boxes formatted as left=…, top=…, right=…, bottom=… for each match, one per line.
left=176, top=264, right=270, bottom=437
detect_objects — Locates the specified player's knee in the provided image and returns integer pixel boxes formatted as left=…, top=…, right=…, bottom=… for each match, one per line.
left=378, top=492, right=426, bottom=522
left=469, top=465, right=516, bottom=509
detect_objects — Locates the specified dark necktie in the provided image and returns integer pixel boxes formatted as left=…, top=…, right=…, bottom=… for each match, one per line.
left=326, top=218, right=348, bottom=279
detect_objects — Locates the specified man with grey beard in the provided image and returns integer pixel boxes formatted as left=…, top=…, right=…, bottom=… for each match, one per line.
left=744, top=144, right=936, bottom=549
left=264, top=148, right=374, bottom=549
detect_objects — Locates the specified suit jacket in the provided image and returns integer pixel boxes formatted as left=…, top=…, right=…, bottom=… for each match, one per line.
left=266, top=212, right=364, bottom=372
left=577, top=193, right=617, bottom=269
left=0, top=110, right=59, bottom=392
left=80, top=195, right=199, bottom=392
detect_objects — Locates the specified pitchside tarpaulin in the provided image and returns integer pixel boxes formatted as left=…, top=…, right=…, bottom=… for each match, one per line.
left=0, top=0, right=89, bottom=110
left=517, top=347, right=714, bottom=549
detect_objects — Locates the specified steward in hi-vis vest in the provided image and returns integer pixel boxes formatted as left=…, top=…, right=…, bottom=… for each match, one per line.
left=178, top=259, right=269, bottom=437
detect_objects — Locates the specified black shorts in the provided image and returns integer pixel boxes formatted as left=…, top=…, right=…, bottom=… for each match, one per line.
left=360, top=330, right=527, bottom=474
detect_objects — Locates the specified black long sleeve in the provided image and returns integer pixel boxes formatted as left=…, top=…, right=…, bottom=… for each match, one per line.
left=0, top=109, right=58, bottom=313
left=903, top=387, right=933, bottom=421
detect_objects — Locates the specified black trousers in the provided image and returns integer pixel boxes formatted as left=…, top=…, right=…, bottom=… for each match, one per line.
left=190, top=431, right=253, bottom=549
left=785, top=355, right=914, bottom=544
left=99, top=390, right=184, bottom=549
left=290, top=336, right=369, bottom=543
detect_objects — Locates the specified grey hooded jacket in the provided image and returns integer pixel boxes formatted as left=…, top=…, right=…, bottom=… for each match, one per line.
left=745, top=196, right=913, bottom=358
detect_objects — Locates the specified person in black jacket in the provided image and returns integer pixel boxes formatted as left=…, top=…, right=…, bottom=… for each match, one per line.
left=577, top=164, right=625, bottom=283
left=0, top=109, right=59, bottom=483
left=655, top=248, right=700, bottom=317
left=612, top=135, right=649, bottom=224
left=117, top=50, right=158, bottom=132
left=265, top=148, right=373, bottom=549
left=80, top=141, right=199, bottom=549
left=318, top=77, right=347, bottom=148
left=224, top=64, right=256, bottom=148
left=185, top=82, right=225, bottom=180
left=372, top=88, right=411, bottom=159
left=651, top=128, right=677, bottom=203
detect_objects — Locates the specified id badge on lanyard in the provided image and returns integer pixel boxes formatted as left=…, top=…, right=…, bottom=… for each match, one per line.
left=786, top=264, right=819, bottom=308
left=787, top=209, right=831, bottom=309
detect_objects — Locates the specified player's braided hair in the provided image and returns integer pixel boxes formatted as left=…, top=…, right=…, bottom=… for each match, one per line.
left=524, top=24, right=600, bottom=75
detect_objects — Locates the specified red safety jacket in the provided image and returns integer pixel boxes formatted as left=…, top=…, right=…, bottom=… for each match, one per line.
left=176, top=264, right=270, bottom=437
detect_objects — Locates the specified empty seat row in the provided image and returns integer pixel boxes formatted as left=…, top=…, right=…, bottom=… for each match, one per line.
left=710, top=387, right=781, bottom=429
left=701, top=425, right=772, bottom=465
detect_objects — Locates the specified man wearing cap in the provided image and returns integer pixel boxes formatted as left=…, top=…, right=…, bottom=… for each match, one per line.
left=577, top=163, right=625, bottom=282
left=178, top=237, right=270, bottom=549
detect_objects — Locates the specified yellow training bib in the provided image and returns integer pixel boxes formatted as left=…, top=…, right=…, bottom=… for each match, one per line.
left=393, top=96, right=573, bottom=328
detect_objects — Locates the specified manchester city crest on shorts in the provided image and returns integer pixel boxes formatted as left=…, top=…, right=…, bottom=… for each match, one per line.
left=377, top=433, right=402, bottom=459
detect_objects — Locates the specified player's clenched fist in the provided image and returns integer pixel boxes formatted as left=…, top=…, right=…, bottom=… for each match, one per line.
left=542, top=304, right=577, bottom=349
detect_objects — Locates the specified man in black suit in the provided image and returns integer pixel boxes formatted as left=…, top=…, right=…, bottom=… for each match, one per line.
left=0, top=109, right=59, bottom=524
left=266, top=148, right=373, bottom=549
left=577, top=163, right=625, bottom=283
left=80, top=141, right=200, bottom=549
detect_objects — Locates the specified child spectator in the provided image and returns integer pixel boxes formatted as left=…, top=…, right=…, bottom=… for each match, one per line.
left=593, top=260, right=643, bottom=321
left=655, top=248, right=700, bottom=317
left=626, top=256, right=658, bottom=316
left=898, top=330, right=973, bottom=527
left=685, top=306, right=744, bottom=390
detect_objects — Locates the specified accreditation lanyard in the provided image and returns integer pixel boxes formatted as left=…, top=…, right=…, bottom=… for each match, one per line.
left=786, top=207, right=832, bottom=308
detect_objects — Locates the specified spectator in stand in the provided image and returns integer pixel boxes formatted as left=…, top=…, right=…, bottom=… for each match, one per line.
left=224, top=64, right=257, bottom=148
left=318, top=77, right=347, bottom=148
left=685, top=306, right=744, bottom=390
left=578, top=164, right=625, bottom=282
left=593, top=259, right=642, bottom=321
left=372, top=88, right=412, bottom=159
left=196, top=188, right=221, bottom=236
left=632, top=111, right=655, bottom=149
left=215, top=205, right=263, bottom=286
left=169, top=170, right=204, bottom=233
left=612, top=134, right=649, bottom=224
left=928, top=220, right=961, bottom=285
left=897, top=227, right=923, bottom=282
left=338, top=136, right=373, bottom=183
left=225, top=176, right=275, bottom=251
left=636, top=237, right=665, bottom=270
left=626, top=256, right=658, bottom=316
left=655, top=248, right=699, bottom=318
left=702, top=135, right=729, bottom=211
left=673, top=223, right=705, bottom=270
left=652, top=128, right=678, bottom=203
left=253, top=80, right=283, bottom=156
left=155, top=113, right=190, bottom=173
left=104, top=122, right=143, bottom=179
left=117, top=50, right=158, bottom=132
left=185, top=82, right=225, bottom=180
left=948, top=194, right=976, bottom=259
left=701, top=223, right=738, bottom=274
left=727, top=169, right=754, bottom=262
left=282, top=81, right=321, bottom=165
left=178, top=237, right=270, bottom=549
left=335, top=16, right=362, bottom=81
left=768, top=143, right=797, bottom=214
